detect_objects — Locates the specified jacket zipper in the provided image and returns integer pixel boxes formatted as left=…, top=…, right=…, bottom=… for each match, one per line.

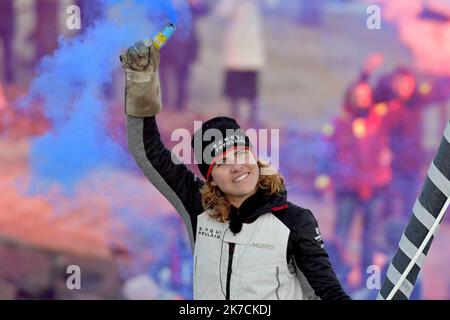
left=194, top=255, right=197, bottom=275
left=275, top=266, right=281, bottom=300
left=225, top=243, right=236, bottom=300
left=193, top=255, right=197, bottom=293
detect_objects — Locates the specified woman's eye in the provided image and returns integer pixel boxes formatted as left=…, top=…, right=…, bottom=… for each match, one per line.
left=215, top=158, right=226, bottom=167
left=235, top=150, right=248, bottom=162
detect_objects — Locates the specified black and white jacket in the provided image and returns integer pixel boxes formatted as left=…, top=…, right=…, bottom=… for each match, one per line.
left=127, top=115, right=350, bottom=300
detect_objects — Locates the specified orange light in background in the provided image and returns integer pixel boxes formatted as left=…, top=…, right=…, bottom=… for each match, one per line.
left=374, top=102, right=388, bottom=116
left=419, top=81, right=432, bottom=95
left=352, top=118, right=367, bottom=138
left=314, top=174, right=331, bottom=190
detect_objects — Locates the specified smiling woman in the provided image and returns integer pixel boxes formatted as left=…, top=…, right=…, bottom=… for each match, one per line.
left=122, top=36, right=350, bottom=300
left=201, top=156, right=285, bottom=225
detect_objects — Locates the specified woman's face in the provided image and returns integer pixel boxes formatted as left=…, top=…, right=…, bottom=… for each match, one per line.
left=210, top=148, right=260, bottom=207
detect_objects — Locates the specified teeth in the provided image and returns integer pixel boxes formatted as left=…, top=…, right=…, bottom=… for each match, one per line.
left=233, top=173, right=249, bottom=183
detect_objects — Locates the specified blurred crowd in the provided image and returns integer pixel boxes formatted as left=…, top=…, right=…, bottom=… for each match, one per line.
left=317, top=55, right=450, bottom=297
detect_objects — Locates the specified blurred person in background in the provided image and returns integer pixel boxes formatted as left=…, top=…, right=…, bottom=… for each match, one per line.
left=374, top=67, right=427, bottom=221
left=323, top=78, right=392, bottom=287
left=0, top=0, right=15, bottom=84
left=216, top=0, right=266, bottom=127
left=34, top=0, right=59, bottom=65
left=159, top=0, right=210, bottom=111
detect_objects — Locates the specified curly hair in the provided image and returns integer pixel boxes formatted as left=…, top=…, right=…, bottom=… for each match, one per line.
left=200, top=161, right=286, bottom=223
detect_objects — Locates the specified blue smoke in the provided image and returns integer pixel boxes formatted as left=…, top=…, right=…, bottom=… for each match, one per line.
left=20, top=0, right=192, bottom=194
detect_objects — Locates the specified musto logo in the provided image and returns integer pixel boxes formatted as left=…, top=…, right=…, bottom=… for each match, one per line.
left=249, top=242, right=274, bottom=250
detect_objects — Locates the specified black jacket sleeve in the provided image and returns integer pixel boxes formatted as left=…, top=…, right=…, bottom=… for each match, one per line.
left=294, top=209, right=351, bottom=300
left=127, top=115, right=204, bottom=249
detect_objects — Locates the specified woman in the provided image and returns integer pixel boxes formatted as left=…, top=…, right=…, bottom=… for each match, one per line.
left=121, top=41, right=350, bottom=300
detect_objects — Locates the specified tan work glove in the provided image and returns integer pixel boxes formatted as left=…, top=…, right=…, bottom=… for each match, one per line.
left=120, top=41, right=162, bottom=117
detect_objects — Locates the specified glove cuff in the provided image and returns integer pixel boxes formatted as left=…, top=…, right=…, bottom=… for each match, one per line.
left=124, top=68, right=162, bottom=117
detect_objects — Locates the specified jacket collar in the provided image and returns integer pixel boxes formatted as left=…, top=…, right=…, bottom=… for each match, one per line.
left=228, top=188, right=288, bottom=234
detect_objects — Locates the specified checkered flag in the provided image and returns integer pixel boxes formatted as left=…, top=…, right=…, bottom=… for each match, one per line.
left=377, top=121, right=450, bottom=300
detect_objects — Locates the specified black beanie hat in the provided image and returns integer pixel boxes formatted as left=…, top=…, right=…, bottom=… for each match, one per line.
left=191, top=117, right=252, bottom=180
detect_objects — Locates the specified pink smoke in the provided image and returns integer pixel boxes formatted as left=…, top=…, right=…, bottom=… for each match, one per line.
left=370, top=0, right=450, bottom=76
